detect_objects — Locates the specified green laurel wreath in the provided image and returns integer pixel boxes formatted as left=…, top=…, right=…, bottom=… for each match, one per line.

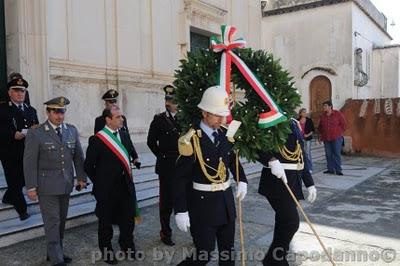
left=173, top=48, right=301, bottom=162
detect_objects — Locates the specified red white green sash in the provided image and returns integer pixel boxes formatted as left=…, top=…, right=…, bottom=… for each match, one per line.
left=96, top=128, right=141, bottom=222
left=96, top=128, right=132, bottom=179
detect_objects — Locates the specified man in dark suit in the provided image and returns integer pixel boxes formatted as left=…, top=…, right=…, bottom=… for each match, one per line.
left=147, top=84, right=180, bottom=246
left=257, top=118, right=317, bottom=266
left=24, top=96, right=86, bottom=266
left=94, top=89, right=129, bottom=134
left=0, top=73, right=39, bottom=220
left=174, top=85, right=248, bottom=265
left=84, top=105, right=139, bottom=265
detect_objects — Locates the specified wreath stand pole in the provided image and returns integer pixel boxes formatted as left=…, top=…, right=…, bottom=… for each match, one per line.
left=281, top=180, right=336, bottom=266
left=235, top=150, right=246, bottom=266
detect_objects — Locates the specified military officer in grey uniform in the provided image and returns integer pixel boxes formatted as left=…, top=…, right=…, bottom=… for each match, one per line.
left=24, top=96, right=87, bottom=266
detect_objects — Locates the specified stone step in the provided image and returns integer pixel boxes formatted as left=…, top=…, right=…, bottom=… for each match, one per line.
left=0, top=186, right=159, bottom=236
left=0, top=192, right=160, bottom=248
left=0, top=178, right=161, bottom=221
left=0, top=160, right=262, bottom=248
left=0, top=167, right=160, bottom=220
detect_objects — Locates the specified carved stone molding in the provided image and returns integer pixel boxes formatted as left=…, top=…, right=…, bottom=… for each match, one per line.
left=49, top=59, right=172, bottom=90
left=184, top=0, right=227, bottom=33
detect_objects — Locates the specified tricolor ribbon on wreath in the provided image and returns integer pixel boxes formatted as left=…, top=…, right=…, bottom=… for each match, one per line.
left=211, top=25, right=287, bottom=128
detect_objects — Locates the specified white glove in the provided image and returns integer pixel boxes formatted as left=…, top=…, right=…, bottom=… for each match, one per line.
left=175, top=212, right=190, bottom=232
left=307, top=185, right=317, bottom=203
left=268, top=160, right=288, bottom=184
left=236, top=181, right=247, bottom=201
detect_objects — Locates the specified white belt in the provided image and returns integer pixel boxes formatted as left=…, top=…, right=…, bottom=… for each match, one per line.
left=265, top=163, right=304, bottom=171
left=193, top=180, right=231, bottom=192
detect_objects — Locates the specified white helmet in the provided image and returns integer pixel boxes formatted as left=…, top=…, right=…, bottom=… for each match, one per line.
left=197, top=85, right=230, bottom=116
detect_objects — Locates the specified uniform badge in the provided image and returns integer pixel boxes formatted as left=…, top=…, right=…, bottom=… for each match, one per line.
left=17, top=79, right=23, bottom=85
left=60, top=97, right=65, bottom=105
left=224, top=97, right=229, bottom=106
left=44, top=124, right=50, bottom=131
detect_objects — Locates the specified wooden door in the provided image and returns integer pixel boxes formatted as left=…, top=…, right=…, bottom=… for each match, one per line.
left=309, top=75, right=332, bottom=129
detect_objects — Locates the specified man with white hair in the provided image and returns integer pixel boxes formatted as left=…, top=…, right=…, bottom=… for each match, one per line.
left=174, top=85, right=248, bottom=265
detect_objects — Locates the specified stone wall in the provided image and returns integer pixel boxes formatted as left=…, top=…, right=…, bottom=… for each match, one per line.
left=341, top=98, right=400, bottom=156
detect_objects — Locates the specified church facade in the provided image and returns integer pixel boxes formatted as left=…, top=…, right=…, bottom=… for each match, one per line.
left=1, top=0, right=398, bottom=145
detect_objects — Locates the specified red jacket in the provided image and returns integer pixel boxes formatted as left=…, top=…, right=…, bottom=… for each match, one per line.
left=318, top=110, right=346, bottom=142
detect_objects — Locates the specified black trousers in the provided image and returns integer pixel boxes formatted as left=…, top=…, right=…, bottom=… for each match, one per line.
left=95, top=192, right=135, bottom=252
left=263, top=195, right=300, bottom=266
left=178, top=221, right=235, bottom=266
left=1, top=156, right=27, bottom=215
left=159, top=175, right=174, bottom=239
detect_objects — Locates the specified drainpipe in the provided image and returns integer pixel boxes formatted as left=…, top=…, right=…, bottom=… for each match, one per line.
left=380, top=49, right=384, bottom=98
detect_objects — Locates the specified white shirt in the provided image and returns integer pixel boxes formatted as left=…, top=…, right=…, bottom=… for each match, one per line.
left=105, top=125, right=121, bottom=142
left=48, top=120, right=64, bottom=134
left=11, top=101, right=25, bottom=111
left=200, top=121, right=219, bottom=143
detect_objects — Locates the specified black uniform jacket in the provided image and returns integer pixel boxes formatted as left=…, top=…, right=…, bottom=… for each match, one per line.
left=84, top=130, right=139, bottom=202
left=174, top=126, right=247, bottom=226
left=257, top=131, right=314, bottom=200
left=0, top=102, right=39, bottom=157
left=147, top=111, right=181, bottom=175
left=94, top=115, right=129, bottom=134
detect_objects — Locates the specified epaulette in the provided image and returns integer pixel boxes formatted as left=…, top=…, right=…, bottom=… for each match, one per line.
left=28, top=123, right=40, bottom=131
left=41, top=123, right=51, bottom=132
left=178, top=128, right=196, bottom=156
left=66, top=123, right=76, bottom=129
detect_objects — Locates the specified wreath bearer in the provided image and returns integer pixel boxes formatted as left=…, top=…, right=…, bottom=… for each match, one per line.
left=174, top=85, right=248, bottom=266
left=257, top=118, right=317, bottom=265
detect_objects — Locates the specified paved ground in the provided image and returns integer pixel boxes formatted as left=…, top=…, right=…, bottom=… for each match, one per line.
left=0, top=155, right=399, bottom=266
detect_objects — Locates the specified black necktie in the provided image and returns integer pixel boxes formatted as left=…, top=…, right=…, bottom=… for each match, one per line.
left=56, top=127, right=62, bottom=142
left=113, top=131, right=118, bottom=137
left=18, top=104, right=23, bottom=112
left=212, top=131, right=220, bottom=147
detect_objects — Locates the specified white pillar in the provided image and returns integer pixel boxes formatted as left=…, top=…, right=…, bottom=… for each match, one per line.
left=5, top=0, right=50, bottom=121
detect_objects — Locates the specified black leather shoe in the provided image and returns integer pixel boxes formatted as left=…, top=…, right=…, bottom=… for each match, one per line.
left=122, top=248, right=137, bottom=260
left=103, top=250, right=118, bottom=265
left=47, top=255, right=72, bottom=264
left=336, top=171, right=343, bottom=176
left=19, top=213, right=30, bottom=221
left=2, top=198, right=12, bottom=205
left=104, top=257, right=118, bottom=265
left=323, top=170, right=334, bottom=174
left=161, top=237, right=175, bottom=246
